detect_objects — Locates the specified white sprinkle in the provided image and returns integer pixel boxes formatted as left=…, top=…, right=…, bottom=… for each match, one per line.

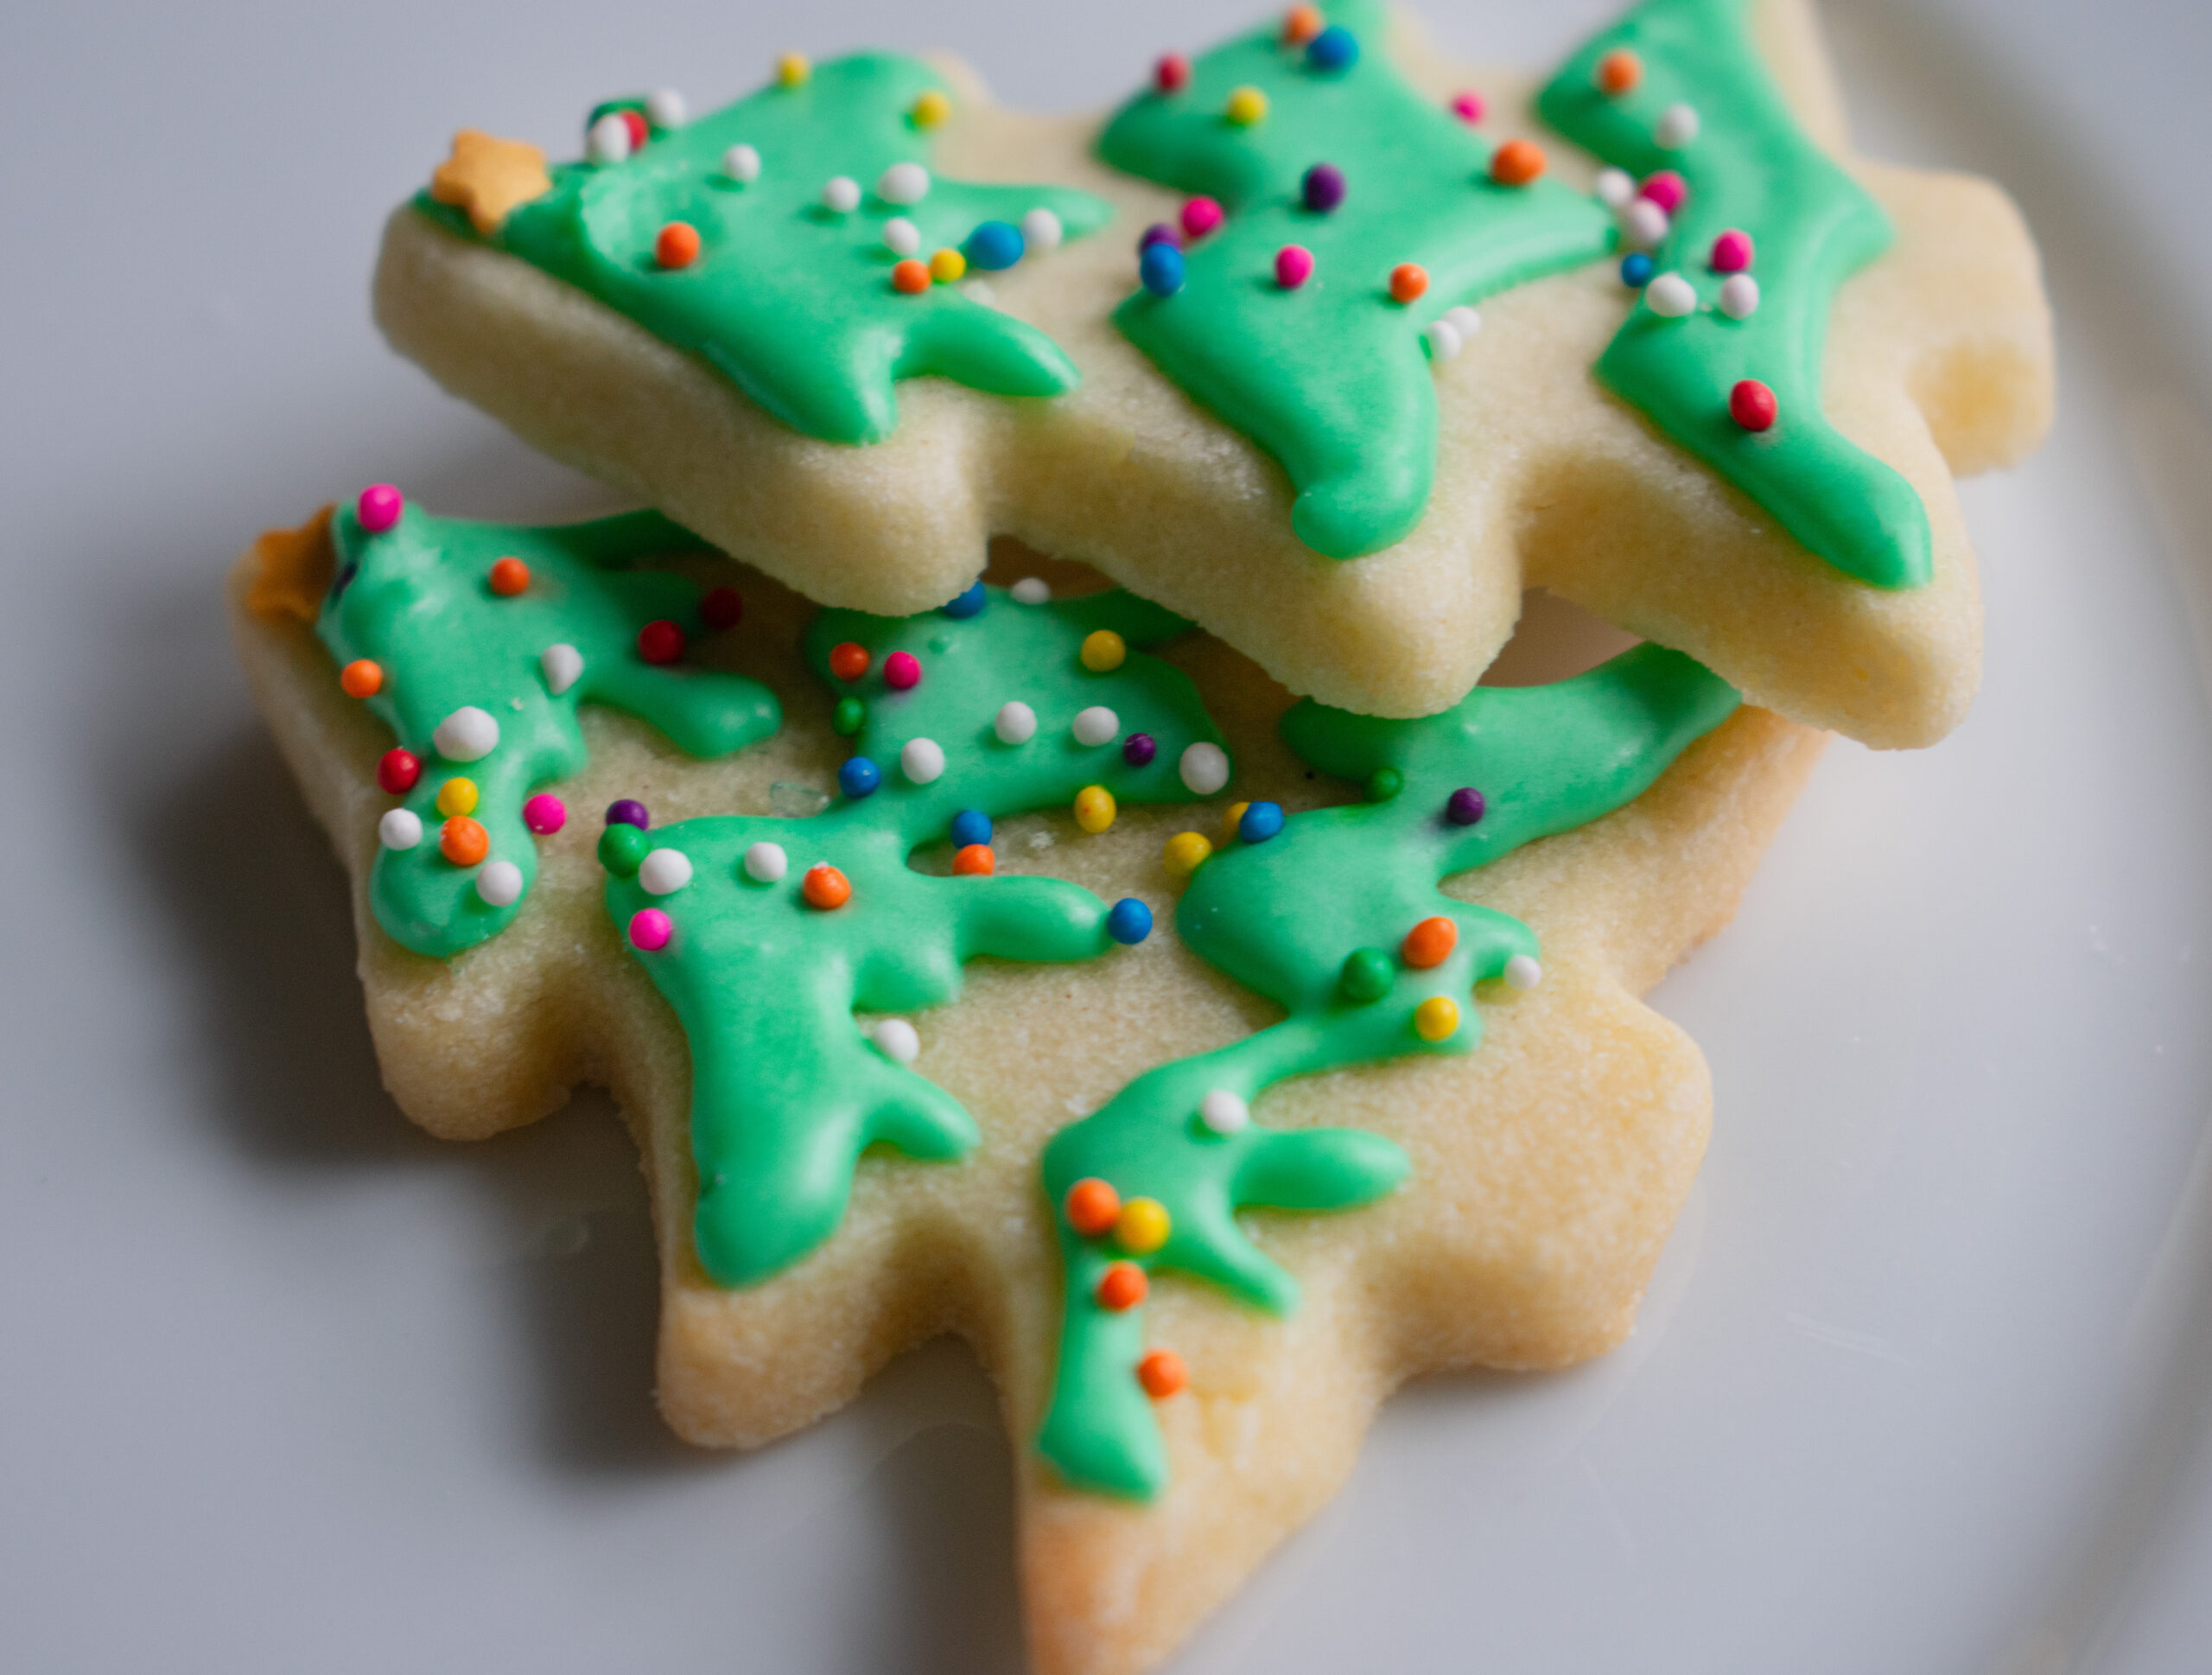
left=900, top=737, right=946, bottom=784
left=1198, top=1089, right=1249, bottom=1135
left=822, top=175, right=861, bottom=213
left=1424, top=320, right=1462, bottom=362
left=1644, top=271, right=1698, bottom=317
left=1021, top=207, right=1064, bottom=252
left=645, top=88, right=688, bottom=128
left=1503, top=954, right=1543, bottom=990
left=743, top=841, right=788, bottom=883
left=995, top=701, right=1038, bottom=744
left=432, top=705, right=499, bottom=762
left=585, top=113, right=632, bottom=165
left=872, top=1018, right=921, bottom=1065
left=723, top=143, right=761, bottom=182
left=476, top=859, right=524, bottom=907
left=1719, top=272, right=1761, bottom=320
left=378, top=808, right=423, bottom=850
left=541, top=643, right=583, bottom=696
left=876, top=161, right=930, bottom=205
left=1443, top=304, right=1481, bottom=339
left=1622, top=198, right=1669, bottom=250
left=1594, top=167, right=1636, bottom=209
left=1072, top=705, right=1119, bottom=747
left=1010, top=576, right=1052, bottom=604
left=1179, top=741, right=1230, bottom=795
left=639, top=847, right=694, bottom=895
left=882, top=216, right=921, bottom=256
left=1656, top=102, right=1700, bottom=148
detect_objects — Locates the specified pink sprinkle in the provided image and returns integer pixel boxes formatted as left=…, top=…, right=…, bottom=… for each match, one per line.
left=357, top=483, right=403, bottom=533
left=1274, top=244, right=1314, bottom=289
left=523, top=793, right=568, bottom=835
left=629, top=908, right=672, bottom=952
left=1638, top=170, right=1687, bottom=214
left=1710, top=228, right=1755, bottom=272
left=883, top=650, right=922, bottom=691
left=1450, top=91, right=1484, bottom=124
left=1180, top=196, right=1224, bottom=239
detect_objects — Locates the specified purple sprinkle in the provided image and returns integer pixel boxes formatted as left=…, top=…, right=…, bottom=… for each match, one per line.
left=606, top=799, right=651, bottom=830
left=1122, top=732, right=1159, bottom=767
left=1445, top=787, right=1485, bottom=826
left=1302, top=162, right=1346, bottom=213
left=1138, top=222, right=1184, bottom=252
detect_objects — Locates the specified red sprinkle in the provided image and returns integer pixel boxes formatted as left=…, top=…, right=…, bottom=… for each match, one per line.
left=829, top=641, right=871, bottom=682
left=1155, top=53, right=1190, bottom=93
left=702, top=586, right=744, bottom=629
left=1731, top=379, right=1778, bottom=431
left=620, top=109, right=649, bottom=151
left=378, top=748, right=422, bottom=794
left=637, top=620, right=686, bottom=665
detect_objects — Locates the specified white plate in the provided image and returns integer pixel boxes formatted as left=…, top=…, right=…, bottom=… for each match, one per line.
left=4, top=2, right=2210, bottom=1671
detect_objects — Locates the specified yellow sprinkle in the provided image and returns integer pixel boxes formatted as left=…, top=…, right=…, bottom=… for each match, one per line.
left=777, top=52, right=810, bottom=87
left=1414, top=996, right=1460, bottom=1042
left=1080, top=629, right=1128, bottom=673
left=1222, top=800, right=1250, bottom=844
left=435, top=777, right=479, bottom=818
left=1163, top=831, right=1213, bottom=876
left=1116, top=1196, right=1172, bottom=1255
left=929, top=246, right=967, bottom=283
left=911, top=89, right=951, bottom=129
left=1075, top=784, right=1117, bottom=834
left=1225, top=85, right=1268, bottom=126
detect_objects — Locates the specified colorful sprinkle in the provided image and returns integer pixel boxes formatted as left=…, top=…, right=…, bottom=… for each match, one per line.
left=1282, top=4, right=1324, bottom=45
left=637, top=620, right=685, bottom=665
left=1155, top=54, right=1191, bottom=94
left=1137, top=1349, right=1188, bottom=1399
left=1639, top=170, right=1687, bottom=213
left=900, top=737, right=946, bottom=784
left=802, top=863, right=852, bottom=910
left=966, top=220, right=1023, bottom=271
left=1140, top=241, right=1185, bottom=296
left=340, top=659, right=383, bottom=698
left=833, top=696, right=867, bottom=736
left=378, top=808, right=423, bottom=850
left=777, top=53, right=810, bottom=88
left=702, top=587, right=744, bottom=629
left=880, top=651, right=920, bottom=691
left=540, top=643, right=582, bottom=695
left=1225, top=86, right=1268, bottom=126
left=377, top=748, right=421, bottom=794
left=628, top=907, right=672, bottom=951
left=1141, top=222, right=1184, bottom=253
left=1065, top=1177, right=1122, bottom=1237
left=995, top=700, right=1038, bottom=744
left=1021, top=207, right=1065, bottom=252
left=1711, top=229, right=1755, bottom=273
left=1367, top=767, right=1403, bottom=801
left=1446, top=787, right=1485, bottom=825
left=1451, top=91, right=1485, bottom=124
left=606, top=799, right=650, bottom=830
left=1731, top=379, right=1778, bottom=432
left=1162, top=831, right=1213, bottom=876
left=892, top=258, right=931, bottom=294
left=1402, top=915, right=1459, bottom=969
left=586, top=113, right=632, bottom=165
left=655, top=220, right=702, bottom=269
left=1656, top=102, right=1700, bottom=148
left=1645, top=272, right=1697, bottom=317
left=1180, top=196, right=1224, bottom=239
left=599, top=824, right=647, bottom=876
left=872, top=1018, right=921, bottom=1063
left=1426, top=320, right=1464, bottom=361
left=1597, top=48, right=1643, bottom=95
left=440, top=816, right=489, bottom=867
left=1096, top=1262, right=1148, bottom=1310
left=1198, top=1088, right=1249, bottom=1135
left=839, top=756, right=881, bottom=798
left=1010, top=577, right=1052, bottom=604
left=1221, top=802, right=1251, bottom=844
left=1074, top=785, right=1117, bottom=833
left=1302, top=162, right=1346, bottom=213
left=1623, top=198, right=1669, bottom=250
left=943, top=583, right=985, bottom=618
left=929, top=246, right=967, bottom=283
left=1491, top=139, right=1546, bottom=186
left=821, top=175, right=861, bottom=213
left=435, top=777, right=479, bottom=818
left=877, top=161, right=930, bottom=205
left=639, top=847, right=693, bottom=895
left=1080, top=629, right=1128, bottom=672
left=356, top=483, right=403, bottom=533
left=1072, top=706, right=1119, bottom=748
left=432, top=705, right=499, bottom=762
left=952, top=844, right=995, bottom=876
left=1306, top=24, right=1357, bottom=72
left=1414, top=995, right=1460, bottom=1041
left=722, top=143, right=761, bottom=182
left=829, top=641, right=870, bottom=682
left=1179, top=742, right=1230, bottom=795
left=1275, top=244, right=1314, bottom=289
left=1620, top=252, right=1656, bottom=288
left=1238, top=801, right=1286, bottom=843
left=1504, top=953, right=1544, bottom=990
left=476, top=859, right=524, bottom=907
left=1106, top=898, right=1153, bottom=944
left=488, top=556, right=531, bottom=596
left=884, top=217, right=922, bottom=257
left=950, top=808, right=993, bottom=848
left=743, top=841, right=788, bottom=883
left=1719, top=273, right=1761, bottom=320
left=910, top=89, right=951, bottom=130
left=1122, top=733, right=1158, bottom=767
left=1595, top=167, right=1636, bottom=208
left=1116, top=1197, right=1173, bottom=1255
left=1389, top=263, right=1428, bottom=304
left=512, top=793, right=565, bottom=838
left=1338, top=946, right=1394, bottom=1003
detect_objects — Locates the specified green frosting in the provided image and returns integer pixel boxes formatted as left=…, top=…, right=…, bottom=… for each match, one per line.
left=1037, top=644, right=1739, bottom=1498
left=602, top=584, right=1231, bottom=1285
left=1538, top=0, right=1930, bottom=589
left=1097, top=0, right=1615, bottom=557
left=320, top=501, right=779, bottom=959
left=414, top=56, right=1111, bottom=444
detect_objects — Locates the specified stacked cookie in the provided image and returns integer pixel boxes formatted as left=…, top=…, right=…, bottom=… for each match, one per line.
left=230, top=2, right=2051, bottom=1671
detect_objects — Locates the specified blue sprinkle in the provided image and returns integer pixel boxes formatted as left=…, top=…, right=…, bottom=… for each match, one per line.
left=1238, top=800, right=1287, bottom=844
left=950, top=808, right=993, bottom=849
left=964, top=219, right=1024, bottom=271
left=1106, top=898, right=1154, bottom=946
left=838, top=756, right=881, bottom=799
left=1306, top=25, right=1359, bottom=73
left=1139, top=241, right=1185, bottom=297
left=1619, top=252, right=1656, bottom=289
left=942, top=581, right=986, bottom=618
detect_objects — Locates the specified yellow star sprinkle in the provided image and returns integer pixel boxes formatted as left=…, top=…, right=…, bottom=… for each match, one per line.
left=244, top=506, right=335, bottom=624
left=429, top=130, right=552, bottom=236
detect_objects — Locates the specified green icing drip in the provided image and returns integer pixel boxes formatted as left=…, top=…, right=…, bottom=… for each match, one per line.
left=414, top=55, right=1112, bottom=444
left=603, top=585, right=1230, bottom=1285
left=1538, top=0, right=1930, bottom=589
left=1097, top=0, right=1615, bottom=557
left=320, top=503, right=780, bottom=959
left=1037, top=644, right=1739, bottom=1498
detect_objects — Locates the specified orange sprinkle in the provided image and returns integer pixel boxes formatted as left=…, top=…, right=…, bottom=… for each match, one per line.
left=891, top=258, right=931, bottom=295
left=1490, top=138, right=1547, bottom=186
left=655, top=220, right=702, bottom=269
left=440, top=816, right=489, bottom=867
left=1065, top=1177, right=1122, bottom=1238
left=828, top=640, right=870, bottom=682
left=952, top=844, right=995, bottom=876
left=802, top=863, right=852, bottom=910
left=1137, top=1348, right=1188, bottom=1399
left=1281, top=3, right=1323, bottom=43
left=1597, top=48, right=1643, bottom=96
left=339, top=659, right=383, bottom=698
left=1401, top=915, right=1459, bottom=970
left=1389, top=263, right=1429, bottom=304
left=1096, top=1261, right=1148, bottom=1311
left=488, top=556, right=530, bottom=596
